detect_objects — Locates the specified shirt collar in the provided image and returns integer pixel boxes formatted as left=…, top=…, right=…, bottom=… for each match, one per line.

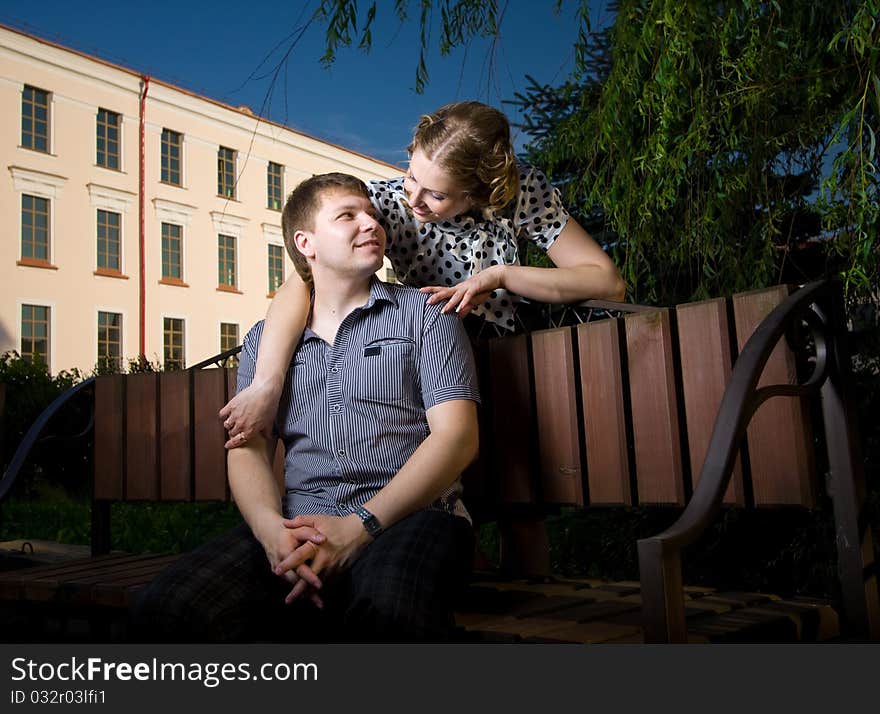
left=302, top=278, right=398, bottom=342
left=365, top=277, right=399, bottom=310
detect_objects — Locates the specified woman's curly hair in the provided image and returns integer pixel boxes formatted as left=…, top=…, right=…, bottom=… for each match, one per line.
left=407, top=101, right=519, bottom=214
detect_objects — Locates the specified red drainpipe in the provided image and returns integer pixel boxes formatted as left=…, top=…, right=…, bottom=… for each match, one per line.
left=138, top=75, right=150, bottom=357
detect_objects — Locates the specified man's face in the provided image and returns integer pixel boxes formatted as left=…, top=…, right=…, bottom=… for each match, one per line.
left=295, top=190, right=386, bottom=278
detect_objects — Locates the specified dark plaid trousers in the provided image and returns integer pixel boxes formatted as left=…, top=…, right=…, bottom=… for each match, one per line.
left=130, top=509, right=473, bottom=643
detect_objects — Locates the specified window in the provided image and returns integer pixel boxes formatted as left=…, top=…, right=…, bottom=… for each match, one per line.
left=161, top=222, right=182, bottom=280
left=97, top=210, right=121, bottom=272
left=21, top=85, right=49, bottom=153
left=267, top=162, right=283, bottom=210
left=161, top=129, right=182, bottom=185
left=21, top=304, right=50, bottom=364
left=267, top=244, right=284, bottom=295
left=220, top=322, right=239, bottom=366
left=21, top=194, right=50, bottom=263
left=218, top=234, right=237, bottom=289
left=96, top=108, right=121, bottom=169
left=163, top=317, right=185, bottom=370
left=97, top=311, right=122, bottom=371
left=217, top=146, right=236, bottom=198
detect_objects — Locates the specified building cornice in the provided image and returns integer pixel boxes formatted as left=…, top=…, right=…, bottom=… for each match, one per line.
left=152, top=197, right=198, bottom=225
left=9, top=165, right=68, bottom=197
left=87, top=183, right=137, bottom=213
left=210, top=210, right=250, bottom=237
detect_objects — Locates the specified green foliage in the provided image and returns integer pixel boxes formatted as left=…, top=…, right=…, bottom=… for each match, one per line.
left=109, top=502, right=243, bottom=554
left=124, top=354, right=164, bottom=374
left=0, top=352, right=90, bottom=495
left=313, top=0, right=510, bottom=92
left=0, top=484, right=242, bottom=554
left=514, top=1, right=879, bottom=305
left=0, top=481, right=91, bottom=545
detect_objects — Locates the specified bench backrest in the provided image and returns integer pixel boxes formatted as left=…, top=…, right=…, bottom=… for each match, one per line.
left=93, top=369, right=284, bottom=507
left=464, top=284, right=814, bottom=520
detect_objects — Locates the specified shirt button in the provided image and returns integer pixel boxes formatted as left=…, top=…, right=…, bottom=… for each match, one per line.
left=330, top=366, right=340, bottom=373
left=337, top=449, right=346, bottom=457
left=331, top=404, right=342, bottom=413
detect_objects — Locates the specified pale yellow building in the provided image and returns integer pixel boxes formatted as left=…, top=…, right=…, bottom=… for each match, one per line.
left=1, top=24, right=401, bottom=374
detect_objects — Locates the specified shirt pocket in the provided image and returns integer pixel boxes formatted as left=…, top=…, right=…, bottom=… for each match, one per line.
left=355, top=337, right=417, bottom=403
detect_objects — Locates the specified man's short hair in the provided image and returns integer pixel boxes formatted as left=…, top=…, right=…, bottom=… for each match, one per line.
left=281, top=173, right=372, bottom=284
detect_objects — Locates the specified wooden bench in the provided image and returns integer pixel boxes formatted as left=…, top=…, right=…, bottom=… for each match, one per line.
left=1, top=279, right=877, bottom=642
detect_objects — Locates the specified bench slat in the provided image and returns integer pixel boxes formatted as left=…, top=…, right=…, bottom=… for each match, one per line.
left=0, top=554, right=135, bottom=599
left=625, top=309, right=686, bottom=505
left=459, top=341, right=490, bottom=515
left=21, top=555, right=178, bottom=605
left=160, top=370, right=192, bottom=500
left=676, top=298, right=745, bottom=505
left=20, top=555, right=173, bottom=599
left=732, top=287, right=817, bottom=506
left=193, top=369, right=230, bottom=501
left=531, top=328, right=583, bottom=506
left=91, top=557, right=182, bottom=607
left=577, top=318, right=631, bottom=505
left=125, top=373, right=158, bottom=500
left=487, top=335, right=535, bottom=504
left=94, top=375, right=124, bottom=500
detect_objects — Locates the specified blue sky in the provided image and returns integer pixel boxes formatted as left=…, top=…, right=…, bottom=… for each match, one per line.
left=1, top=1, right=611, bottom=167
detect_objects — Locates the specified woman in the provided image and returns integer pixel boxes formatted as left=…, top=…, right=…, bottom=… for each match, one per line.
left=220, top=101, right=625, bottom=446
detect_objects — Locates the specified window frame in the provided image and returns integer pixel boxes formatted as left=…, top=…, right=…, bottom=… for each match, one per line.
left=267, top=161, right=284, bottom=211
left=97, top=310, right=123, bottom=372
left=267, top=242, right=285, bottom=296
left=20, top=303, right=51, bottom=366
left=96, top=209, right=122, bottom=273
left=161, top=128, right=183, bottom=186
left=217, top=146, right=237, bottom=199
left=162, top=316, right=186, bottom=370
left=96, top=107, right=122, bottom=170
left=217, top=233, right=238, bottom=290
left=21, top=85, right=50, bottom=153
left=219, top=321, right=240, bottom=367
left=20, top=193, right=51, bottom=265
left=11, top=168, right=66, bottom=270
left=160, top=222, right=184, bottom=284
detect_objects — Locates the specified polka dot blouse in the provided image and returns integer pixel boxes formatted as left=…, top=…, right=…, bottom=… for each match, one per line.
left=367, top=165, right=569, bottom=331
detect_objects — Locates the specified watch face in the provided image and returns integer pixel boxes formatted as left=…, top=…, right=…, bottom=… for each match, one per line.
left=364, top=517, right=381, bottom=535
left=358, top=507, right=382, bottom=536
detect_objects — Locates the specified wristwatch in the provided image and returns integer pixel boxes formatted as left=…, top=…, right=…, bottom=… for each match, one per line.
left=354, top=505, right=383, bottom=538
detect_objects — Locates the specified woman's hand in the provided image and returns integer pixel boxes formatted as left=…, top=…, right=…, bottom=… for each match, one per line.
left=420, top=265, right=505, bottom=317
left=219, top=375, right=283, bottom=449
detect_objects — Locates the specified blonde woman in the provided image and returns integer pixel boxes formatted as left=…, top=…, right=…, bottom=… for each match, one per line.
left=220, top=101, right=625, bottom=446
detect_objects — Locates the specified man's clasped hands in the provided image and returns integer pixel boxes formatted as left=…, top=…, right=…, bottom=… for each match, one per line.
left=265, top=512, right=373, bottom=608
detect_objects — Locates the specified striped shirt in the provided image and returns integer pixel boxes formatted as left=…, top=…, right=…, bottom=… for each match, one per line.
left=237, top=279, right=481, bottom=523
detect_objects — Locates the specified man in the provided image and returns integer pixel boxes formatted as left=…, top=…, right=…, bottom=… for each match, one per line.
left=132, top=173, right=479, bottom=641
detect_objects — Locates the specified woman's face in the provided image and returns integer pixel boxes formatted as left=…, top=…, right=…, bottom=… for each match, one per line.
left=403, top=149, right=473, bottom=223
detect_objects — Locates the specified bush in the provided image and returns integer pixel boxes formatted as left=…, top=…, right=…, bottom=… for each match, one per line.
left=0, top=352, right=91, bottom=497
